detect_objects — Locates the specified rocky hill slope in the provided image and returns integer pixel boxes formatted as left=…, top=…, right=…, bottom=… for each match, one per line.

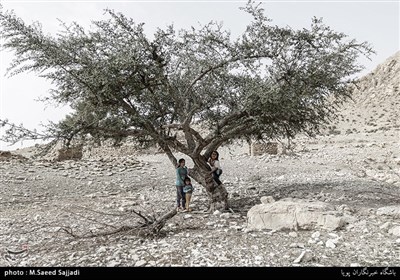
left=335, top=51, right=400, bottom=134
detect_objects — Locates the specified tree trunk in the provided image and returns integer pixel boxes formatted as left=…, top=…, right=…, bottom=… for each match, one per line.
left=189, top=166, right=229, bottom=212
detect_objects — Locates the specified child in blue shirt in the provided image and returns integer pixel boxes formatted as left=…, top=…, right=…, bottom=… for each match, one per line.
left=183, top=177, right=194, bottom=212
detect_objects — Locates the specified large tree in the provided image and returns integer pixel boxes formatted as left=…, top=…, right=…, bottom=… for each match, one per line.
left=0, top=2, right=373, bottom=211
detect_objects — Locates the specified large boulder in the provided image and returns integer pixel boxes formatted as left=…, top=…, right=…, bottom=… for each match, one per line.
left=376, top=206, right=400, bottom=218
left=247, top=197, right=350, bottom=231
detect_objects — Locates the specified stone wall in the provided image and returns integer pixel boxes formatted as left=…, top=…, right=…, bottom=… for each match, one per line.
left=250, top=141, right=279, bottom=156
left=57, top=146, right=83, bottom=161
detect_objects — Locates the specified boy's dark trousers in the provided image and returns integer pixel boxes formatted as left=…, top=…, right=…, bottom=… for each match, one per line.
left=176, top=185, right=186, bottom=208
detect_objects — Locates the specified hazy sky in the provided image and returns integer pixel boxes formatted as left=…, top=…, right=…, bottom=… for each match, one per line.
left=0, top=0, right=399, bottom=150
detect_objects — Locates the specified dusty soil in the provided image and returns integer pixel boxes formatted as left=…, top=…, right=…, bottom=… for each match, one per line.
left=1, top=129, right=400, bottom=267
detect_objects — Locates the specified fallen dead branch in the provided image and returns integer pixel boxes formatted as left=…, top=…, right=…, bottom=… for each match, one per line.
left=60, top=207, right=177, bottom=239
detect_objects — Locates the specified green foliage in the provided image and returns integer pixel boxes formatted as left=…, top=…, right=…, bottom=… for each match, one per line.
left=0, top=2, right=374, bottom=166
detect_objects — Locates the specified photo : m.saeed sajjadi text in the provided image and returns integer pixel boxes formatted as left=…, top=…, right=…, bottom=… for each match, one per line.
left=4, top=269, right=80, bottom=277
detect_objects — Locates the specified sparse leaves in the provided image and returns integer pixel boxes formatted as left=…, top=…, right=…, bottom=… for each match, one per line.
left=0, top=1, right=374, bottom=174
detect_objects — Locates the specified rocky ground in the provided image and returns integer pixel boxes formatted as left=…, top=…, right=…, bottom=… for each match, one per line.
left=1, top=51, right=399, bottom=268
left=1, top=129, right=400, bottom=267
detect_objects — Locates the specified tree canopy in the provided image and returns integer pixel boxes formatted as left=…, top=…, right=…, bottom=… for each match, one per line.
left=0, top=2, right=374, bottom=210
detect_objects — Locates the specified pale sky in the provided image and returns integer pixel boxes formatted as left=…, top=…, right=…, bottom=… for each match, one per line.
left=0, top=0, right=399, bottom=150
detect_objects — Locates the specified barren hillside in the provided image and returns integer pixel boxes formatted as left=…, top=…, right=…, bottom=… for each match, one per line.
left=335, top=51, right=400, bottom=134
